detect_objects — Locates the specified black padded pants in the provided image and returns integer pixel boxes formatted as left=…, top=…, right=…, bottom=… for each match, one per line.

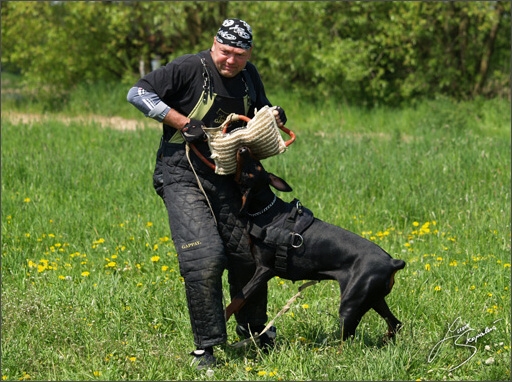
left=154, top=141, right=268, bottom=348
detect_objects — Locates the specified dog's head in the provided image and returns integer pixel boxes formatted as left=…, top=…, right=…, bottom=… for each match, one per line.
left=235, top=146, right=292, bottom=212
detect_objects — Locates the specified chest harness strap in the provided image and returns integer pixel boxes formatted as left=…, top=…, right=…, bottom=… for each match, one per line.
left=248, top=199, right=313, bottom=275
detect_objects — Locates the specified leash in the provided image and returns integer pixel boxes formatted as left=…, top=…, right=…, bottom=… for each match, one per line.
left=185, top=143, right=218, bottom=227
left=229, top=280, right=318, bottom=348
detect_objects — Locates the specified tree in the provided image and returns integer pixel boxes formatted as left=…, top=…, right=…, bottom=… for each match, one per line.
left=2, top=1, right=509, bottom=107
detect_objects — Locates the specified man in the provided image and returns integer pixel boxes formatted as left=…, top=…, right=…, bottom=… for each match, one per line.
left=127, top=18, right=287, bottom=369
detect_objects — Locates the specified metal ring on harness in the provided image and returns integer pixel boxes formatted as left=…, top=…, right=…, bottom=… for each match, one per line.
left=291, top=232, right=304, bottom=248
left=190, top=114, right=296, bottom=172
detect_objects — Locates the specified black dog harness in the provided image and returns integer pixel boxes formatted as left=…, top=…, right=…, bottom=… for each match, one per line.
left=248, top=199, right=315, bottom=275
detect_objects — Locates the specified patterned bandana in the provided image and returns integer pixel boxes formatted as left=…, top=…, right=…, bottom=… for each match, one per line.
left=215, top=18, right=253, bottom=50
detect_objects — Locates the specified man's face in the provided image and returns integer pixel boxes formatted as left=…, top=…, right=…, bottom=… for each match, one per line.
left=210, top=38, right=252, bottom=78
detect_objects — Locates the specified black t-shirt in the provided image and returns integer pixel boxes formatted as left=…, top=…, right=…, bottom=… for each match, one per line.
left=135, top=49, right=271, bottom=127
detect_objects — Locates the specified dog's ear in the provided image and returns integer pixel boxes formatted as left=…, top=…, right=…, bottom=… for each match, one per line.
left=268, top=173, right=293, bottom=192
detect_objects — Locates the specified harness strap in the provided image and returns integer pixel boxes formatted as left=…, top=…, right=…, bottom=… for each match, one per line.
left=248, top=199, right=304, bottom=275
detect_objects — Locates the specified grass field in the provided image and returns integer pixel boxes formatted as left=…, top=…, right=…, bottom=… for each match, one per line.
left=1, top=81, right=511, bottom=380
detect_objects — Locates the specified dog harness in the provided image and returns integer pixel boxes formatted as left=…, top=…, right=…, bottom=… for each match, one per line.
left=248, top=199, right=315, bottom=275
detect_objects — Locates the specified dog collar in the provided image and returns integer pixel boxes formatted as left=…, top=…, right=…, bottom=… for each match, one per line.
left=247, top=194, right=277, bottom=217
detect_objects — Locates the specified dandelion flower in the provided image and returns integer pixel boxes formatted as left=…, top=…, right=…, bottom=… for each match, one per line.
left=81, top=271, right=90, bottom=277
left=128, top=356, right=136, bottom=362
left=425, top=264, right=431, bottom=271
left=23, top=198, right=31, bottom=203
left=93, top=371, right=101, bottom=377
left=434, top=285, right=441, bottom=292
left=151, top=256, right=160, bottom=263
left=257, top=371, right=267, bottom=376
left=301, top=304, right=309, bottom=309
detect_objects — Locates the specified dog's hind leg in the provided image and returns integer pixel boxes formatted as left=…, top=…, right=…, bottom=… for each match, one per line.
left=225, top=266, right=275, bottom=321
left=372, top=298, right=402, bottom=338
left=337, top=286, right=371, bottom=340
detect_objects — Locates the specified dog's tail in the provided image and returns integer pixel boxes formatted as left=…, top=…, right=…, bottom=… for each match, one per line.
left=392, top=259, right=406, bottom=270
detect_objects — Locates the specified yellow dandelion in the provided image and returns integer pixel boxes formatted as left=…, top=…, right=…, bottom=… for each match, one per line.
left=128, top=356, right=136, bottom=362
left=504, top=263, right=511, bottom=268
left=301, top=304, right=310, bottom=309
left=425, top=264, right=431, bottom=271
left=93, top=371, right=101, bottom=377
left=245, top=366, right=253, bottom=372
left=153, top=244, right=159, bottom=251
left=161, top=265, right=169, bottom=272
left=434, top=285, right=441, bottom=292
left=23, top=197, right=31, bottom=203
left=470, top=285, right=476, bottom=290
left=106, top=261, right=116, bottom=268
left=146, top=221, right=153, bottom=227
left=257, top=371, right=267, bottom=376
left=136, top=282, right=143, bottom=287
left=81, top=271, right=90, bottom=277
left=151, top=255, right=160, bottom=263
left=412, top=222, right=419, bottom=227
left=449, top=260, right=457, bottom=266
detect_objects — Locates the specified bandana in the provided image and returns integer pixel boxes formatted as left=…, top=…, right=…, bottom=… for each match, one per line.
left=215, top=18, right=253, bottom=50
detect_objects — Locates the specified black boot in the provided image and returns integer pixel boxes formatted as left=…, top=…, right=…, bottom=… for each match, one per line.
left=190, top=346, right=216, bottom=370
left=236, top=324, right=276, bottom=352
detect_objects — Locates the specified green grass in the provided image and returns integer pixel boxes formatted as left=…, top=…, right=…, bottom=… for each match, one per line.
left=1, top=81, right=511, bottom=380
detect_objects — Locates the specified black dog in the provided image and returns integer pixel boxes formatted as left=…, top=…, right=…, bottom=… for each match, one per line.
left=225, top=146, right=406, bottom=340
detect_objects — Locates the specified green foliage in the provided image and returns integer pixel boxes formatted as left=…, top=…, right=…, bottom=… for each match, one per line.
left=1, top=89, right=510, bottom=380
left=2, top=1, right=510, bottom=108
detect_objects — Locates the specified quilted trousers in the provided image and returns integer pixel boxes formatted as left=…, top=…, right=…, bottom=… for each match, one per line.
left=154, top=141, right=268, bottom=348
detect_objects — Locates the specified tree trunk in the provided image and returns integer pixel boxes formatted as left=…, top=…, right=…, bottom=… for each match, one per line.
left=473, top=3, right=504, bottom=95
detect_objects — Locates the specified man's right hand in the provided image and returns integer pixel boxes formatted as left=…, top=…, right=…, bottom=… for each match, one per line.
left=181, top=119, right=207, bottom=143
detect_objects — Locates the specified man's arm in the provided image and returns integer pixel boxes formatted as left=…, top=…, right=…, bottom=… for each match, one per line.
left=127, top=86, right=189, bottom=129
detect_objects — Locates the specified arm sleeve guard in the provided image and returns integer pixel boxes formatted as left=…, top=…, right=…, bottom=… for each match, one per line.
left=127, top=87, right=171, bottom=123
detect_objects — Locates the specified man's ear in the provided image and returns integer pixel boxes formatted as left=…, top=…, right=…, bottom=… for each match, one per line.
left=268, top=173, right=293, bottom=192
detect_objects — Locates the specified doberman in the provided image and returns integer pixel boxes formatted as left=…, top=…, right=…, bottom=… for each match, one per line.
left=225, top=146, right=406, bottom=340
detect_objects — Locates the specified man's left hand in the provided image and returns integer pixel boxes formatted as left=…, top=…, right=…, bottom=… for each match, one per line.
left=273, top=106, right=287, bottom=127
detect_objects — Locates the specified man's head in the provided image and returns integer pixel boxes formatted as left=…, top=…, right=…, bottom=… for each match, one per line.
left=211, top=18, right=253, bottom=78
